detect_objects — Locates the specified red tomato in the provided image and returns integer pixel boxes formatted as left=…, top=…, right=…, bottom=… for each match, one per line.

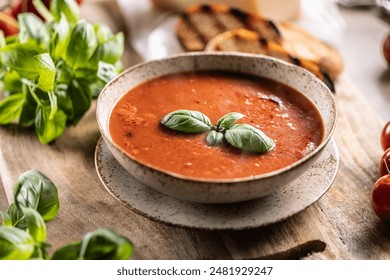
left=384, top=34, right=390, bottom=65
left=380, top=148, right=390, bottom=177
left=381, top=121, right=390, bottom=151
left=371, top=175, right=390, bottom=221
left=0, top=11, right=19, bottom=36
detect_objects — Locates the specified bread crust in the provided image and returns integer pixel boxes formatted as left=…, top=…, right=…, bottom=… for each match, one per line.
left=176, top=4, right=343, bottom=81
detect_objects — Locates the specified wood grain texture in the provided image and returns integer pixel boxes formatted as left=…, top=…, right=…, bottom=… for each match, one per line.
left=0, top=0, right=389, bottom=260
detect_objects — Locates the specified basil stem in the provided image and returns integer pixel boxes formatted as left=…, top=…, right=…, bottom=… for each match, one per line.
left=161, top=110, right=212, bottom=133
left=225, top=124, right=275, bottom=153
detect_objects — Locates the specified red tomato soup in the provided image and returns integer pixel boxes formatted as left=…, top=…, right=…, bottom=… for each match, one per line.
left=109, top=71, right=324, bottom=180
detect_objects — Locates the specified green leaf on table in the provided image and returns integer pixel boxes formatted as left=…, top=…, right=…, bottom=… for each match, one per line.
left=13, top=169, right=60, bottom=221
left=49, top=15, right=70, bottom=61
left=161, top=110, right=212, bottom=133
left=97, top=61, right=117, bottom=83
left=0, top=226, right=35, bottom=260
left=217, top=112, right=245, bottom=130
left=225, top=124, right=275, bottom=153
left=50, top=0, right=80, bottom=25
left=35, top=105, right=66, bottom=144
left=65, top=20, right=97, bottom=69
left=52, top=242, right=81, bottom=260
left=79, top=228, right=133, bottom=260
left=23, top=208, right=46, bottom=243
left=206, top=130, right=224, bottom=146
left=0, top=93, right=26, bottom=125
left=18, top=13, right=50, bottom=48
left=94, top=24, right=113, bottom=43
left=1, top=203, right=26, bottom=229
left=1, top=43, right=42, bottom=80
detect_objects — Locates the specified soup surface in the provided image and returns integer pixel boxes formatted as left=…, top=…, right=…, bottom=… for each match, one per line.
left=109, top=71, right=324, bottom=180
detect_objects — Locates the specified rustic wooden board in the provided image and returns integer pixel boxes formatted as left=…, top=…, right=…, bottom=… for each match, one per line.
left=0, top=0, right=388, bottom=260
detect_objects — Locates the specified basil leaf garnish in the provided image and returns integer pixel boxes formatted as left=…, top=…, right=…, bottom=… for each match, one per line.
left=225, top=124, right=275, bottom=153
left=216, top=112, right=244, bottom=130
left=206, top=130, right=224, bottom=146
left=161, top=110, right=212, bottom=133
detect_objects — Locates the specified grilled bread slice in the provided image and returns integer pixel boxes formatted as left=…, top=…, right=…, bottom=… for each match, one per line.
left=176, top=4, right=343, bottom=79
left=205, top=28, right=335, bottom=92
left=176, top=4, right=281, bottom=51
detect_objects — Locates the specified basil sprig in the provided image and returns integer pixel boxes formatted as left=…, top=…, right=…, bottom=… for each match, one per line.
left=0, top=0, right=124, bottom=144
left=161, top=110, right=275, bottom=153
left=0, top=169, right=134, bottom=260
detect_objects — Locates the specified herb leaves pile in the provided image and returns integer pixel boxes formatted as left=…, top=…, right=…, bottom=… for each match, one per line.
left=0, top=0, right=123, bottom=144
left=161, top=110, right=275, bottom=153
left=0, top=169, right=134, bottom=260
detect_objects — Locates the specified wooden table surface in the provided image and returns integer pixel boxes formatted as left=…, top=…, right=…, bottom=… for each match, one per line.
left=1, top=1, right=390, bottom=260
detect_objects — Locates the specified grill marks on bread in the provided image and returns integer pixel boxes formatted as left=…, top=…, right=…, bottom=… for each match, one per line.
left=205, top=29, right=335, bottom=92
left=176, top=4, right=281, bottom=51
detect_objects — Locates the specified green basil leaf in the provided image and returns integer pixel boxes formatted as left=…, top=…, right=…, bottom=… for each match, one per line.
left=1, top=203, right=26, bottom=229
left=33, top=53, right=56, bottom=93
left=35, top=105, right=66, bottom=144
left=13, top=169, right=60, bottom=221
left=49, top=15, right=70, bottom=61
left=19, top=90, right=37, bottom=127
left=54, top=83, right=74, bottom=118
left=206, top=130, right=224, bottom=146
left=65, top=20, right=97, bottom=69
left=79, top=228, right=134, bottom=260
left=0, top=93, right=26, bottom=125
left=52, top=242, right=81, bottom=260
left=50, top=0, right=80, bottom=25
left=161, top=110, right=212, bottom=133
left=94, top=24, right=113, bottom=44
left=1, top=43, right=41, bottom=80
left=1, top=71, right=22, bottom=95
left=0, top=226, right=35, bottom=260
left=18, top=13, right=50, bottom=48
left=217, top=112, right=245, bottom=130
left=97, top=61, right=117, bottom=83
left=0, top=30, right=5, bottom=49
left=225, top=124, right=275, bottom=153
left=23, top=208, right=46, bottom=243
left=55, top=60, right=72, bottom=84
left=89, top=33, right=124, bottom=68
left=68, top=79, right=92, bottom=123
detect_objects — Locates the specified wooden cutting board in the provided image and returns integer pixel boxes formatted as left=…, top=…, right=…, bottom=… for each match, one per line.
left=0, top=1, right=388, bottom=260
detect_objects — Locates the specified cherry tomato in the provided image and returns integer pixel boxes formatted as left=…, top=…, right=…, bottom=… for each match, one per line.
left=384, top=34, right=390, bottom=65
left=381, top=121, right=390, bottom=151
left=380, top=148, right=390, bottom=177
left=371, top=175, right=390, bottom=221
left=0, top=11, right=19, bottom=36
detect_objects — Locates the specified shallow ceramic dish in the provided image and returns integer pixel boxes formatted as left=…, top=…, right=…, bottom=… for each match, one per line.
left=96, top=52, right=337, bottom=204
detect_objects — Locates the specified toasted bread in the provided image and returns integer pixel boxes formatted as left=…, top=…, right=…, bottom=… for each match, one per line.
left=205, top=28, right=335, bottom=92
left=176, top=4, right=281, bottom=51
left=176, top=4, right=343, bottom=79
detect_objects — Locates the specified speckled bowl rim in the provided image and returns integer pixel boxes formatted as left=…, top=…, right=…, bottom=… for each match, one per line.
left=96, top=52, right=337, bottom=184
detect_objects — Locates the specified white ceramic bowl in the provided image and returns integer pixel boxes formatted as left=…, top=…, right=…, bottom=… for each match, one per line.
left=96, top=52, right=336, bottom=204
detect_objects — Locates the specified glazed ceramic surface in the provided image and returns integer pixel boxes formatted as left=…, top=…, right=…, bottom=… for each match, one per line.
left=96, top=52, right=337, bottom=203
left=95, top=138, right=339, bottom=230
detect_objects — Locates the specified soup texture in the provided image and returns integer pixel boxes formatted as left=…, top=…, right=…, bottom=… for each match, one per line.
left=109, top=71, right=324, bottom=180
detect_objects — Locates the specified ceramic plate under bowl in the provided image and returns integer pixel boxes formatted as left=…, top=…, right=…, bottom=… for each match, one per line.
left=95, top=138, right=339, bottom=230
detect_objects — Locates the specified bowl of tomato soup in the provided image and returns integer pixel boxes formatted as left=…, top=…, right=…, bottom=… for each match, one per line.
left=96, top=53, right=336, bottom=204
